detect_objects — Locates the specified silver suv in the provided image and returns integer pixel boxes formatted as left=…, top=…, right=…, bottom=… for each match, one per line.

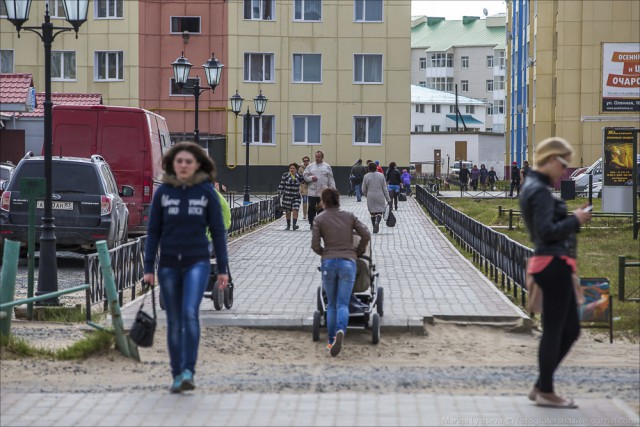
left=1, top=153, right=133, bottom=252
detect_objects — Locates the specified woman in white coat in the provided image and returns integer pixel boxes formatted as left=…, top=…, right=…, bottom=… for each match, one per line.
left=361, top=161, right=390, bottom=233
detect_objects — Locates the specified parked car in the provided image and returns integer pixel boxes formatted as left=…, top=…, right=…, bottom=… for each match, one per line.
left=448, top=160, right=473, bottom=180
left=0, top=153, right=133, bottom=253
left=0, top=161, right=16, bottom=196
left=569, top=166, right=588, bottom=180
left=572, top=158, right=602, bottom=193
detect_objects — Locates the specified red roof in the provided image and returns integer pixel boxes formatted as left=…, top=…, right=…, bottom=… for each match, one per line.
left=0, top=73, right=34, bottom=105
left=17, top=93, right=103, bottom=117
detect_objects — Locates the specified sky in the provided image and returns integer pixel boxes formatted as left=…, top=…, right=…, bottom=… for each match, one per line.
left=411, top=1, right=507, bottom=20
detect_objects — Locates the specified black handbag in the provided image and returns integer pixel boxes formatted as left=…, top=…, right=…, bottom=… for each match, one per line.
left=385, top=209, right=397, bottom=227
left=129, top=285, right=157, bottom=347
left=398, top=193, right=407, bottom=202
left=274, top=205, right=284, bottom=219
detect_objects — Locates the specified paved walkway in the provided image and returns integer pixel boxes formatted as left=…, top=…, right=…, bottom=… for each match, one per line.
left=2, top=392, right=638, bottom=426
left=120, top=196, right=528, bottom=328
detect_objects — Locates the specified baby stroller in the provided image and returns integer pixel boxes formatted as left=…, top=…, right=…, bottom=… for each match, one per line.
left=312, top=234, right=384, bottom=344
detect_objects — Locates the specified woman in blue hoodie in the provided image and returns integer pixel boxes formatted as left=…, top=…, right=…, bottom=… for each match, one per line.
left=143, top=142, right=228, bottom=393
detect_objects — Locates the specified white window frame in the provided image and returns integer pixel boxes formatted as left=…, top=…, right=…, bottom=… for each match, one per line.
left=495, top=100, right=505, bottom=114
left=487, top=104, right=494, bottom=115
left=461, top=56, right=469, bottom=68
left=94, top=51, right=124, bottom=81
left=244, top=115, right=275, bottom=145
left=353, top=115, right=382, bottom=145
left=427, top=77, right=453, bottom=92
left=354, top=0, right=383, bottom=22
left=94, top=0, right=123, bottom=19
left=486, top=55, right=494, bottom=68
left=0, top=49, right=14, bottom=73
left=244, top=0, right=275, bottom=21
left=170, top=16, right=202, bottom=34
left=497, top=50, right=506, bottom=67
left=419, top=57, right=427, bottom=70
left=431, top=125, right=440, bottom=132
left=486, top=80, right=494, bottom=91
left=49, top=0, right=66, bottom=18
left=495, top=75, right=505, bottom=90
left=465, top=105, right=475, bottom=114
left=353, top=54, right=383, bottom=84
left=293, top=0, right=322, bottom=21
left=414, top=125, right=424, bottom=133
left=415, top=104, right=425, bottom=113
left=51, top=51, right=76, bottom=81
left=292, top=115, right=321, bottom=145
left=169, top=77, right=200, bottom=96
left=449, top=105, right=456, bottom=114
left=418, top=81, right=426, bottom=87
left=461, top=80, right=469, bottom=92
left=430, top=53, right=453, bottom=68
left=292, top=53, right=322, bottom=83
left=0, top=2, right=6, bottom=17
left=431, top=104, right=440, bottom=113
left=244, top=53, right=275, bottom=83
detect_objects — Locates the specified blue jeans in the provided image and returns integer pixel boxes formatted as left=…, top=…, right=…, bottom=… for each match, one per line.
left=354, top=183, right=362, bottom=201
left=321, top=258, right=356, bottom=344
left=158, top=260, right=210, bottom=378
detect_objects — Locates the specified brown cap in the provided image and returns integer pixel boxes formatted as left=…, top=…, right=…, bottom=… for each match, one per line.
left=534, top=137, right=574, bottom=167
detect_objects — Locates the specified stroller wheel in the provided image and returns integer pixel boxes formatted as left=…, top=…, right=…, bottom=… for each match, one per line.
left=312, top=310, right=321, bottom=342
left=212, top=281, right=224, bottom=310
left=223, top=282, right=234, bottom=309
left=376, top=286, right=384, bottom=317
left=371, top=313, right=380, bottom=344
left=316, top=286, right=324, bottom=313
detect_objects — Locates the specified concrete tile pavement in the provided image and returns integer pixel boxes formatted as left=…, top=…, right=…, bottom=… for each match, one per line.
left=2, top=392, right=638, bottom=426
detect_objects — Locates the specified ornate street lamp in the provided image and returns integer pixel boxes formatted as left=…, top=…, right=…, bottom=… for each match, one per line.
left=3, top=0, right=89, bottom=304
left=171, top=52, right=224, bottom=146
left=229, top=90, right=268, bottom=205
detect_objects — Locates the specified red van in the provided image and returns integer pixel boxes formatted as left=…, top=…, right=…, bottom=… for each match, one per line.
left=51, top=105, right=171, bottom=235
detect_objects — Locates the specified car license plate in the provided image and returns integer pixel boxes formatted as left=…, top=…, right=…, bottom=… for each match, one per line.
left=36, top=201, right=74, bottom=210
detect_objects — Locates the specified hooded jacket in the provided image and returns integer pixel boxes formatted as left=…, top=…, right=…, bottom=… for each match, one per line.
left=144, top=171, right=228, bottom=275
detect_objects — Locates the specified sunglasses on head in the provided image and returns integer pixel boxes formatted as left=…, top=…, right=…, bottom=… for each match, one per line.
left=556, top=156, right=569, bottom=169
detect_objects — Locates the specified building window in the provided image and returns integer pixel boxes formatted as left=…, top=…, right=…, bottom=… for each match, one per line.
left=170, top=77, right=199, bottom=96
left=294, top=0, right=321, bottom=21
left=461, top=56, right=469, bottom=68
left=431, top=104, right=440, bottom=113
left=49, top=0, right=66, bottom=18
left=414, top=125, right=424, bottom=132
left=415, top=104, right=425, bottom=113
left=0, top=2, right=6, bottom=16
left=244, top=0, right=275, bottom=20
left=94, top=51, right=124, bottom=81
left=497, top=50, right=505, bottom=67
left=419, top=57, right=426, bottom=70
left=486, top=55, right=494, bottom=68
left=244, top=53, right=274, bottom=82
left=461, top=80, right=468, bottom=92
left=486, top=128, right=492, bottom=132
left=465, top=105, right=475, bottom=114
left=52, top=51, right=76, bottom=80
left=244, top=115, right=275, bottom=144
left=427, top=77, right=453, bottom=92
left=354, top=116, right=381, bottom=144
left=494, top=75, right=505, bottom=90
left=429, top=53, right=453, bottom=68
left=170, top=17, right=201, bottom=33
left=487, top=104, right=494, bottom=115
left=495, top=100, right=505, bottom=114
left=293, top=54, right=321, bottom=83
left=486, top=80, right=494, bottom=91
left=449, top=105, right=456, bottom=113
left=0, top=50, right=14, bottom=73
left=418, top=81, right=426, bottom=87
left=95, top=0, right=123, bottom=19
left=431, top=125, right=440, bottom=132
left=354, top=0, right=382, bottom=22
left=293, top=115, right=321, bottom=144
left=354, top=54, right=382, bottom=83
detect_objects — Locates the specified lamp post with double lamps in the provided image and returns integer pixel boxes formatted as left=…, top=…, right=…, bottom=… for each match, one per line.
left=229, top=90, right=268, bottom=204
left=3, top=0, right=88, bottom=304
left=171, top=52, right=224, bottom=146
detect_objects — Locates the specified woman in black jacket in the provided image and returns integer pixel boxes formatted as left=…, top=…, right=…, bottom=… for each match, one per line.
left=385, top=162, right=402, bottom=210
left=519, top=137, right=591, bottom=408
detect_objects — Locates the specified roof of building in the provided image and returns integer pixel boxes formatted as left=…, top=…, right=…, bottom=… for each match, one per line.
left=15, top=93, right=103, bottom=118
left=0, top=73, right=34, bottom=106
left=411, top=85, right=487, bottom=105
left=411, top=15, right=506, bottom=51
left=446, top=114, right=484, bottom=125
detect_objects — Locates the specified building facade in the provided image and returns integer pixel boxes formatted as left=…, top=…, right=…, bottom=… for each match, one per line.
left=507, top=0, right=640, bottom=169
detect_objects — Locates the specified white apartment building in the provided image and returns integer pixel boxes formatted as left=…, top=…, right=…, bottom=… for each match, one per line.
left=411, top=85, right=488, bottom=133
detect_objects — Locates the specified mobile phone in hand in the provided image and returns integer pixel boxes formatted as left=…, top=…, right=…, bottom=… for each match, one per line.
left=583, top=205, right=593, bottom=213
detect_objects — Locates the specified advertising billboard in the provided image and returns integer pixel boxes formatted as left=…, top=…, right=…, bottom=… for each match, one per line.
left=603, top=128, right=635, bottom=186
left=601, top=43, right=640, bottom=112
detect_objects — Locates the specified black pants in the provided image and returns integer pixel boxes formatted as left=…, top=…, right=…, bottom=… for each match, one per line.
left=308, top=196, right=322, bottom=225
left=532, top=257, right=580, bottom=393
left=509, top=180, right=520, bottom=196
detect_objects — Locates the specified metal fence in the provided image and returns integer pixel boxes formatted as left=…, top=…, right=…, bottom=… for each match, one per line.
left=84, top=196, right=280, bottom=320
left=415, top=184, right=533, bottom=307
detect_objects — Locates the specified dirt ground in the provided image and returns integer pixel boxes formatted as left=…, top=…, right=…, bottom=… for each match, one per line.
left=2, top=320, right=639, bottom=414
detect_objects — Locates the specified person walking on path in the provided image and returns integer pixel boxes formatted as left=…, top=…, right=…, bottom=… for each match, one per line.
left=278, top=163, right=304, bottom=230
left=375, top=160, right=384, bottom=174
left=470, top=165, right=480, bottom=191
left=521, top=160, right=531, bottom=183
left=362, top=161, right=390, bottom=233
left=350, top=159, right=367, bottom=202
left=143, top=142, right=229, bottom=394
left=519, top=137, right=592, bottom=409
left=458, top=164, right=470, bottom=191
left=303, top=151, right=336, bottom=228
left=298, top=156, right=310, bottom=220
left=509, top=161, right=521, bottom=197
left=479, top=164, right=489, bottom=191
left=385, top=161, right=402, bottom=210
left=400, top=168, right=412, bottom=196
left=311, top=187, right=370, bottom=357
left=487, top=167, right=499, bottom=191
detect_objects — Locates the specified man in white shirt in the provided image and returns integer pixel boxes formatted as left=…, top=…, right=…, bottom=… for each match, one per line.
left=303, top=150, right=336, bottom=227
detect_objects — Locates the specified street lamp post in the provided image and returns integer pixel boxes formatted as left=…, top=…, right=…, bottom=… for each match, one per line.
left=171, top=52, right=223, bottom=146
left=229, top=90, right=267, bottom=205
left=3, top=0, right=88, bottom=304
